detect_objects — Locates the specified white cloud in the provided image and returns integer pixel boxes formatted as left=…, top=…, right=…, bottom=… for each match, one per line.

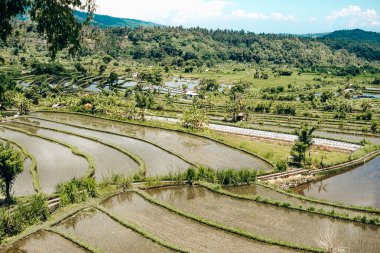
left=96, top=0, right=233, bottom=25
left=326, top=5, right=380, bottom=27
left=230, top=9, right=297, bottom=21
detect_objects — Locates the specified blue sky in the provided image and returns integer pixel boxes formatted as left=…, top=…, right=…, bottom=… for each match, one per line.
left=96, top=0, right=380, bottom=33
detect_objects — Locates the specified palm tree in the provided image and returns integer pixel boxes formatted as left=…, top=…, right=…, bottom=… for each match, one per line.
left=13, top=93, right=30, bottom=115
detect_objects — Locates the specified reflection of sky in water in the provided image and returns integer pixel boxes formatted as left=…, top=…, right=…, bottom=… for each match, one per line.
left=295, top=156, right=380, bottom=208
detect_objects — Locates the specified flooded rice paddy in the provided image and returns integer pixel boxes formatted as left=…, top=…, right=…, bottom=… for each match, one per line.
left=16, top=117, right=190, bottom=176
left=147, top=186, right=380, bottom=253
left=55, top=208, right=172, bottom=253
left=12, top=158, right=35, bottom=196
left=0, top=127, right=88, bottom=194
left=4, top=231, right=88, bottom=253
left=226, top=184, right=380, bottom=219
left=294, top=156, right=380, bottom=208
left=6, top=122, right=140, bottom=180
left=31, top=112, right=272, bottom=171
left=102, top=191, right=296, bottom=253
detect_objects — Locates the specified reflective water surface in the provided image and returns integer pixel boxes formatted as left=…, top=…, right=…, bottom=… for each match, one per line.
left=32, top=112, right=272, bottom=171
left=102, top=192, right=296, bottom=253
left=0, top=128, right=88, bottom=194
left=294, top=156, right=380, bottom=208
left=147, top=186, right=380, bottom=253
left=56, top=208, right=172, bottom=253
left=5, top=231, right=88, bottom=253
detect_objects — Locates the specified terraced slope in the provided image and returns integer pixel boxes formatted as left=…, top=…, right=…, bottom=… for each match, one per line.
left=31, top=112, right=272, bottom=171
left=147, top=186, right=380, bottom=253
left=55, top=209, right=173, bottom=253
left=102, top=192, right=297, bottom=253
left=7, top=122, right=140, bottom=180
left=4, top=231, right=89, bottom=253
left=0, top=127, right=88, bottom=194
left=226, top=184, right=380, bottom=218
left=16, top=117, right=191, bottom=176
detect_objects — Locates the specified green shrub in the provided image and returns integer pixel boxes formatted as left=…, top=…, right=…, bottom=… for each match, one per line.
left=58, top=178, right=97, bottom=206
left=275, top=160, right=288, bottom=172
left=0, top=194, right=49, bottom=242
left=186, top=168, right=196, bottom=185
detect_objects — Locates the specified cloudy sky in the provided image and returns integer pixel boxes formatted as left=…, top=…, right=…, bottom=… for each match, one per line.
left=95, top=0, right=380, bottom=33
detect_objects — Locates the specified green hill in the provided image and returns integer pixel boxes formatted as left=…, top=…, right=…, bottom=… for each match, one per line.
left=74, top=10, right=159, bottom=28
left=320, top=29, right=380, bottom=61
left=322, top=29, right=380, bottom=41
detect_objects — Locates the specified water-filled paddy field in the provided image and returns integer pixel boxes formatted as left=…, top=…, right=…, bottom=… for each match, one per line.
left=0, top=127, right=88, bottom=194
left=30, top=112, right=272, bottom=171
left=101, top=191, right=296, bottom=253
left=4, top=231, right=88, bottom=253
left=55, top=208, right=173, bottom=253
left=5, top=122, right=140, bottom=180
left=1, top=111, right=380, bottom=253
left=294, top=156, right=380, bottom=208
left=15, top=117, right=191, bottom=176
left=147, top=186, right=380, bottom=253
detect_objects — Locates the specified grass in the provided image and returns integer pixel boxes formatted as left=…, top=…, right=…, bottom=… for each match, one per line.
left=212, top=131, right=351, bottom=165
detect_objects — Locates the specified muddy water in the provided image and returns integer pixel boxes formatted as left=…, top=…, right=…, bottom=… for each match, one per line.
left=0, top=128, right=88, bottom=194
left=0, top=140, right=35, bottom=196
left=294, top=156, right=380, bottom=208
left=147, top=186, right=380, bottom=253
left=55, top=209, right=172, bottom=253
left=17, top=118, right=190, bottom=176
left=7, top=122, right=140, bottom=180
left=32, top=112, right=272, bottom=171
left=12, top=158, right=35, bottom=196
left=5, top=231, right=88, bottom=253
left=226, top=184, right=380, bottom=219
left=101, top=192, right=297, bottom=253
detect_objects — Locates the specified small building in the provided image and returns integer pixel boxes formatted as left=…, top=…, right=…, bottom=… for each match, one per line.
left=185, top=90, right=199, bottom=99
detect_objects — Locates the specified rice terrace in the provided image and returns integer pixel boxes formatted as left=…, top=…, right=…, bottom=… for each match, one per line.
left=1, top=1, right=380, bottom=252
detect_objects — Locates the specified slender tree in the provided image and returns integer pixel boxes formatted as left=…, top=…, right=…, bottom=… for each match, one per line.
left=0, top=0, right=96, bottom=58
left=0, top=142, right=24, bottom=203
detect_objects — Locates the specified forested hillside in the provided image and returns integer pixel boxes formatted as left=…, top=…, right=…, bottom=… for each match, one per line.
left=320, top=29, right=380, bottom=61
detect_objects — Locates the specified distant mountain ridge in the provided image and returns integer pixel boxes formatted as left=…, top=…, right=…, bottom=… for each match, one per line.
left=74, top=10, right=159, bottom=28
